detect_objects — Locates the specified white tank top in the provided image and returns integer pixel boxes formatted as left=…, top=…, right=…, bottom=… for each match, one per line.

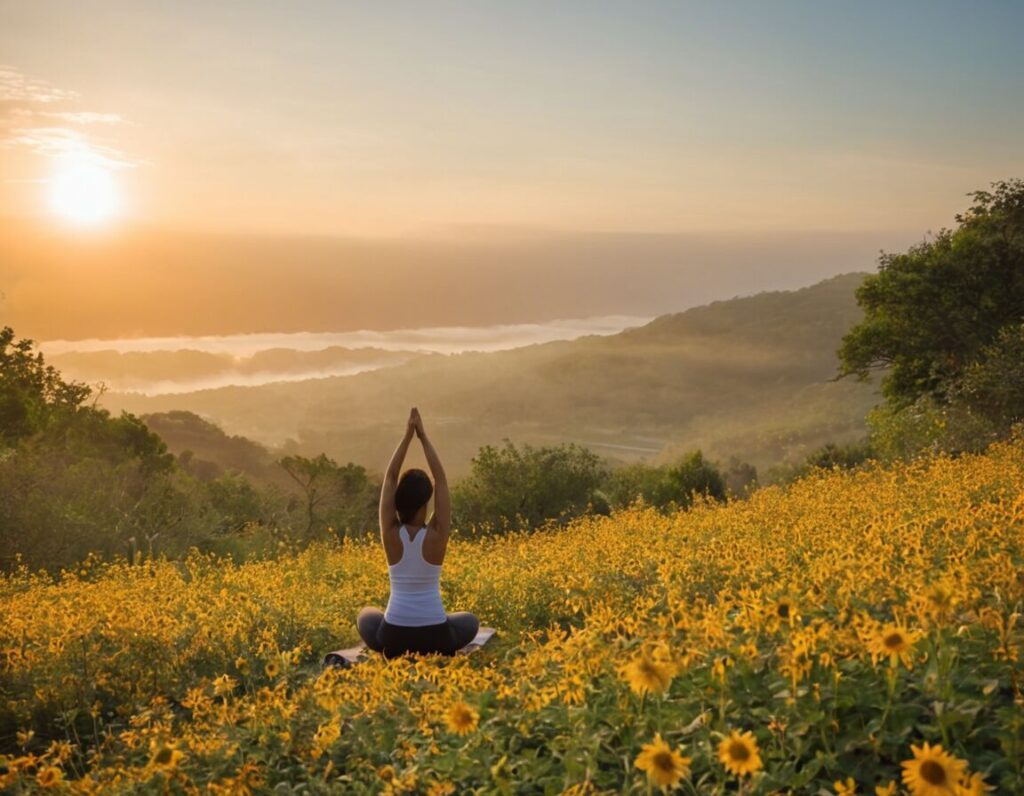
left=383, top=524, right=447, bottom=626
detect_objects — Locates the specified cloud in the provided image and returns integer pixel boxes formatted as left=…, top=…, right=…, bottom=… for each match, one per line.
left=42, top=111, right=126, bottom=126
left=0, top=65, right=136, bottom=169
left=40, top=315, right=651, bottom=357
left=0, top=66, right=77, bottom=104
left=39, top=315, right=652, bottom=395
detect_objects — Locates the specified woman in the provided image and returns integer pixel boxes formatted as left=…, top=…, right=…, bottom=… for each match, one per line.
left=356, top=407, right=479, bottom=658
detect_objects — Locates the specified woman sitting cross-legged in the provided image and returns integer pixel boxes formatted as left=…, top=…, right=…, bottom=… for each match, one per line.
left=356, top=407, right=479, bottom=658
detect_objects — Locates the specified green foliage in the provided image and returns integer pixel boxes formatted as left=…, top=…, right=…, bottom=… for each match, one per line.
left=803, top=439, right=876, bottom=471
left=953, top=321, right=1024, bottom=436
left=278, top=453, right=378, bottom=541
left=664, top=449, right=726, bottom=504
left=838, top=179, right=1024, bottom=407
left=0, top=326, right=200, bottom=568
left=452, top=440, right=609, bottom=533
left=605, top=450, right=728, bottom=511
left=721, top=455, right=758, bottom=496
left=863, top=322, right=1024, bottom=461
left=0, top=326, right=91, bottom=444
left=603, top=461, right=674, bottom=509
left=0, top=435, right=205, bottom=567
left=0, top=328, right=299, bottom=570
left=205, top=472, right=289, bottom=535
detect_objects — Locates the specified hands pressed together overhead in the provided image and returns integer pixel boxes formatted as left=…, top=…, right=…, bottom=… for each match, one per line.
left=407, top=407, right=425, bottom=439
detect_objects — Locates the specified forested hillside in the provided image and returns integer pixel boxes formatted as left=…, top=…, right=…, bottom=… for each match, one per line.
left=102, top=273, right=879, bottom=477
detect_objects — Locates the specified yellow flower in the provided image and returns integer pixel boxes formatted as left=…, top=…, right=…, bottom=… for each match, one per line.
left=149, top=740, right=184, bottom=770
left=900, top=742, right=968, bottom=796
left=265, top=658, right=281, bottom=678
left=875, top=782, right=898, bottom=796
left=924, top=581, right=955, bottom=611
left=212, top=674, right=237, bottom=697
left=775, top=597, right=797, bottom=624
left=427, top=782, right=455, bottom=796
left=869, top=622, right=921, bottom=668
left=620, top=651, right=676, bottom=696
left=235, top=656, right=250, bottom=676
left=634, top=733, right=691, bottom=790
left=834, top=777, right=858, bottom=795
left=377, top=765, right=396, bottom=782
left=312, top=717, right=341, bottom=757
left=957, top=772, right=993, bottom=796
left=718, top=729, right=762, bottom=777
left=36, top=766, right=63, bottom=788
left=444, top=702, right=479, bottom=735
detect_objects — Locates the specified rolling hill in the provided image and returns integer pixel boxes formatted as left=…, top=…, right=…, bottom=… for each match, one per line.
left=101, top=272, right=881, bottom=478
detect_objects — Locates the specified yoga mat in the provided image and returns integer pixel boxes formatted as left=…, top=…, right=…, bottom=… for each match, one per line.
left=322, top=627, right=497, bottom=669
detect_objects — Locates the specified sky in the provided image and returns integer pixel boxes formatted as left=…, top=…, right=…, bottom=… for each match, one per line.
left=1, top=1, right=1022, bottom=339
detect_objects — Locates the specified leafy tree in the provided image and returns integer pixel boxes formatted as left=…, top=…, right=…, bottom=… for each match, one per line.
left=0, top=327, right=216, bottom=569
left=452, top=440, right=608, bottom=533
left=205, top=472, right=290, bottom=535
left=803, top=439, right=876, bottom=471
left=838, top=179, right=1024, bottom=407
left=605, top=462, right=677, bottom=510
left=278, top=454, right=376, bottom=541
left=0, top=325, right=91, bottom=444
left=664, top=450, right=726, bottom=506
left=952, top=321, right=1024, bottom=437
left=864, top=325, right=1024, bottom=461
left=721, top=456, right=758, bottom=497
left=604, top=450, right=727, bottom=512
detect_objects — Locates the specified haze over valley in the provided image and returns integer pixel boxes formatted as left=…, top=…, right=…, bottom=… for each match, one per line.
left=97, top=273, right=879, bottom=479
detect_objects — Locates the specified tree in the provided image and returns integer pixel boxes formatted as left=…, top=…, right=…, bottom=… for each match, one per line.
left=602, top=450, right=728, bottom=512
left=605, top=462, right=677, bottom=510
left=205, top=472, right=289, bottom=535
left=0, top=327, right=222, bottom=570
left=803, top=440, right=875, bottom=472
left=0, top=326, right=91, bottom=444
left=953, top=321, right=1024, bottom=437
left=722, top=456, right=758, bottom=497
left=452, top=440, right=608, bottom=533
left=838, top=179, right=1024, bottom=407
left=278, top=454, right=376, bottom=541
left=664, top=450, right=726, bottom=507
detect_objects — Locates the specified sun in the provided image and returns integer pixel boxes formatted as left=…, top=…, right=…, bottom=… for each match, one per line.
left=49, top=157, right=121, bottom=226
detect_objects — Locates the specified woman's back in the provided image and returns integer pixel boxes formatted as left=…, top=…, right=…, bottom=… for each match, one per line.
left=383, top=524, right=447, bottom=627
left=356, top=409, right=478, bottom=657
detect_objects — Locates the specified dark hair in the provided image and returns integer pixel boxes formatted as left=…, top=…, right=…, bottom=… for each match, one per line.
left=395, top=468, right=433, bottom=524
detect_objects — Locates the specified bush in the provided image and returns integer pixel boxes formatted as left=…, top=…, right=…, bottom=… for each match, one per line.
left=606, top=450, right=727, bottom=511
left=452, top=440, right=608, bottom=533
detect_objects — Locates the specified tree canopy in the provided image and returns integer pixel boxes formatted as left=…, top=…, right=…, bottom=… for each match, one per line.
left=452, top=440, right=608, bottom=533
left=837, top=179, right=1024, bottom=406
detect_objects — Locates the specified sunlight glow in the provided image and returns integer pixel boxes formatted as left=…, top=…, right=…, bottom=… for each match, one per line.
left=49, top=158, right=120, bottom=226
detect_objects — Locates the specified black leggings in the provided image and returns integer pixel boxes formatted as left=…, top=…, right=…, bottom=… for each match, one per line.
left=357, top=606, right=479, bottom=659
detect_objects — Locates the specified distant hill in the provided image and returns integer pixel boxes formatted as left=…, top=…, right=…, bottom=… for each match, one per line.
left=103, top=273, right=881, bottom=478
left=140, top=410, right=288, bottom=487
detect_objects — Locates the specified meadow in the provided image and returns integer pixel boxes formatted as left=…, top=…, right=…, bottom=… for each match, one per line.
left=2, top=434, right=1023, bottom=794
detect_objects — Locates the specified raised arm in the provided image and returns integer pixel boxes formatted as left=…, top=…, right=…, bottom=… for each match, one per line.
left=413, top=411, right=450, bottom=535
left=379, top=412, right=416, bottom=535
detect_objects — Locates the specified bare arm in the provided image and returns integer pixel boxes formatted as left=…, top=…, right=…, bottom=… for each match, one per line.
left=379, top=416, right=416, bottom=535
left=415, top=417, right=450, bottom=535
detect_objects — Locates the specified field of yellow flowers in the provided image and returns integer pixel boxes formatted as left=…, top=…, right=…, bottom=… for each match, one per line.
left=2, top=436, right=1023, bottom=794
